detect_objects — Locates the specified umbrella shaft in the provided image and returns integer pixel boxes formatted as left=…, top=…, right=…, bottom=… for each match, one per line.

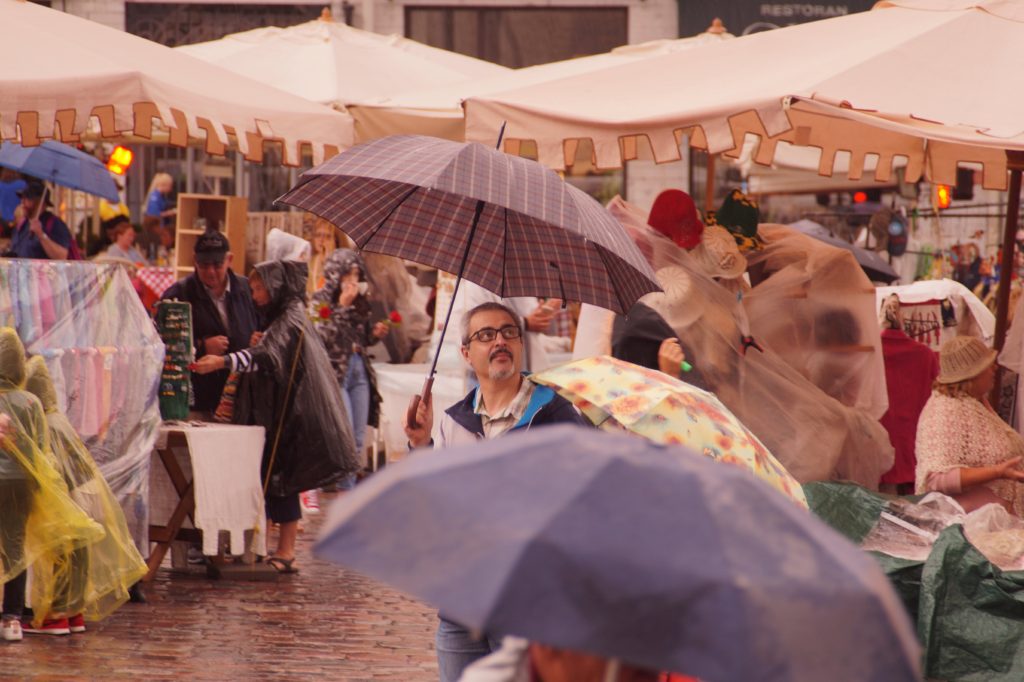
left=426, top=198, right=487, bottom=381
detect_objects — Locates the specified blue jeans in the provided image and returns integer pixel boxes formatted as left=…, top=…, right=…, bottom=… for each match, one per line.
left=436, top=616, right=500, bottom=682
left=337, top=353, right=369, bottom=491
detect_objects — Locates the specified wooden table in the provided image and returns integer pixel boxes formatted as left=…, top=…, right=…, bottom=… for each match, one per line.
left=145, top=429, right=201, bottom=581
left=146, top=424, right=266, bottom=581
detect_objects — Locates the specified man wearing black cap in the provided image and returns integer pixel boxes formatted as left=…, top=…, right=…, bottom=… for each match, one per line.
left=161, top=230, right=261, bottom=416
left=6, top=179, right=72, bottom=260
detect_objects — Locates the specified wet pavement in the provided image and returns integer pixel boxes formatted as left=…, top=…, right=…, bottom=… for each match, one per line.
left=4, top=493, right=438, bottom=681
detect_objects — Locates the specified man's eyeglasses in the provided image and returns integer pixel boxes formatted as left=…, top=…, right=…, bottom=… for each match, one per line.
left=466, top=324, right=522, bottom=344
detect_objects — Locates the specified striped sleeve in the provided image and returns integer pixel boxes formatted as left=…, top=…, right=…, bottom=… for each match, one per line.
left=227, top=349, right=258, bottom=373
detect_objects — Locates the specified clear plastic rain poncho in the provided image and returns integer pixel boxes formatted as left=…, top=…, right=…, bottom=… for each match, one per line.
left=743, top=224, right=889, bottom=420
left=576, top=203, right=895, bottom=487
left=0, top=261, right=165, bottom=555
left=24, top=356, right=146, bottom=621
left=0, top=328, right=103, bottom=616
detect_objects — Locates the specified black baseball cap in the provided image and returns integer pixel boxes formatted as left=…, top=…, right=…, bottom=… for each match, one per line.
left=17, top=179, right=50, bottom=203
left=194, top=230, right=230, bottom=264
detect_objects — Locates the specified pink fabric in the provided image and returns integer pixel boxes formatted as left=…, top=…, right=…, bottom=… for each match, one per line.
left=879, top=329, right=939, bottom=486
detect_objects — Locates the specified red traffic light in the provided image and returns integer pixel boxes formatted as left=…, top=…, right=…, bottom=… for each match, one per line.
left=853, top=191, right=868, bottom=204
left=935, top=184, right=952, bottom=210
left=106, top=146, right=133, bottom=175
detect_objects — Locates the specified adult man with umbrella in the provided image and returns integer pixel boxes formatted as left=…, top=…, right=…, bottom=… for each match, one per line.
left=405, top=301, right=589, bottom=682
left=5, top=179, right=72, bottom=260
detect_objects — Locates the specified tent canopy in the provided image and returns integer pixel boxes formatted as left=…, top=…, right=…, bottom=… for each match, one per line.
left=463, top=0, right=1024, bottom=187
left=351, top=25, right=732, bottom=141
left=0, top=0, right=354, bottom=165
left=176, top=10, right=509, bottom=123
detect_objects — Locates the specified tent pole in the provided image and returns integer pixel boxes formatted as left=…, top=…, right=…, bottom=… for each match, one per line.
left=990, top=150, right=1024, bottom=406
left=704, top=152, right=716, bottom=213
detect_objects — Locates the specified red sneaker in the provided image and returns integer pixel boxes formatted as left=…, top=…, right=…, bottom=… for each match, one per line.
left=22, top=617, right=70, bottom=636
left=68, top=614, right=86, bottom=633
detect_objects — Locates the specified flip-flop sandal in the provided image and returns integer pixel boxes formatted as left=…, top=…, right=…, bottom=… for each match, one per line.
left=266, top=556, right=299, bottom=574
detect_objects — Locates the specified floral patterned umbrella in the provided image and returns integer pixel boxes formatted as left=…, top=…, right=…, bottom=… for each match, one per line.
left=531, top=355, right=807, bottom=507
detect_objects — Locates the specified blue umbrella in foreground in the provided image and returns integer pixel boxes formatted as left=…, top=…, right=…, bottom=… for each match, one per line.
left=315, top=425, right=920, bottom=682
left=0, top=141, right=119, bottom=202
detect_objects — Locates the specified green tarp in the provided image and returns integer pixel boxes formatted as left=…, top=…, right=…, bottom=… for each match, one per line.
left=805, top=482, right=1024, bottom=681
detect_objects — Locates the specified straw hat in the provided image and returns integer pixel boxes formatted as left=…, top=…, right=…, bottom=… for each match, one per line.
left=641, top=265, right=703, bottom=330
left=937, top=336, right=997, bottom=384
left=692, top=224, right=747, bottom=280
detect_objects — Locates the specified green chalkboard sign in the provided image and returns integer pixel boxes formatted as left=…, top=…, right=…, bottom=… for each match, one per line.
left=155, top=300, right=193, bottom=421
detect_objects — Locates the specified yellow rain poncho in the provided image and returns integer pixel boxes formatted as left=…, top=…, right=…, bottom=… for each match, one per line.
left=0, top=328, right=102, bottom=618
left=24, top=355, right=147, bottom=621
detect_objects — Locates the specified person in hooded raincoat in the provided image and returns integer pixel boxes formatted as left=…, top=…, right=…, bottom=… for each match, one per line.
left=192, top=260, right=358, bottom=573
left=0, top=328, right=101, bottom=641
left=311, top=248, right=387, bottom=491
left=23, top=356, right=147, bottom=631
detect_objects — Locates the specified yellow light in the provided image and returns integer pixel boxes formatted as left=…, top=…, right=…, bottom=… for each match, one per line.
left=935, top=184, right=952, bottom=210
left=106, top=146, right=133, bottom=175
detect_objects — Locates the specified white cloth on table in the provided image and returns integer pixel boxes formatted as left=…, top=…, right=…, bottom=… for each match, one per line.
left=155, top=424, right=267, bottom=556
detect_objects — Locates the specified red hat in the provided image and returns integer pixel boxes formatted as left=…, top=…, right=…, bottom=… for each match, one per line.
left=647, top=190, right=704, bottom=249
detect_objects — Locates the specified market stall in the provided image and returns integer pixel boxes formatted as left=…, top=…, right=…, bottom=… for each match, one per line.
left=0, top=259, right=165, bottom=554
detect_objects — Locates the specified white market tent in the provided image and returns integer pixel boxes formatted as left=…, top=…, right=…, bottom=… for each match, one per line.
left=461, top=0, right=1024, bottom=353
left=175, top=9, right=511, bottom=141
left=350, top=22, right=733, bottom=141
left=0, top=0, right=353, bottom=165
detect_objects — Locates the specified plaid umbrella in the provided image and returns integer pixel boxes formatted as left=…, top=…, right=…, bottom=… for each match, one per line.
left=277, top=135, right=658, bottom=313
left=277, top=134, right=660, bottom=422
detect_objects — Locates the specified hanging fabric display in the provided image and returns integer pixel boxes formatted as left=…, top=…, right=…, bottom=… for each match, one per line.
left=1, top=260, right=164, bottom=557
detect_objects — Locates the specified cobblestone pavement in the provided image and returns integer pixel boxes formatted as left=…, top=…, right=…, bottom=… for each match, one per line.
left=4, top=494, right=439, bottom=681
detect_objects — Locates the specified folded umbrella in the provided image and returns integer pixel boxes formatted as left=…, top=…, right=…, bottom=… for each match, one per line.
left=0, top=141, right=119, bottom=203
left=316, top=424, right=921, bottom=682
left=530, top=355, right=807, bottom=507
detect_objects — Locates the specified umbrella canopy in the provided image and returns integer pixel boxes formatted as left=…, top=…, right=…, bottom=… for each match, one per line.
left=177, top=10, right=509, bottom=118
left=462, top=0, right=1024, bottom=186
left=277, top=134, right=659, bottom=315
left=530, top=355, right=808, bottom=507
left=315, top=425, right=921, bottom=682
left=0, top=141, right=118, bottom=202
left=0, top=0, right=353, bottom=165
left=788, top=220, right=899, bottom=283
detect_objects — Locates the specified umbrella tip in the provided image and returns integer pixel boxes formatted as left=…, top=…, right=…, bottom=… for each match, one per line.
left=320, top=6, right=333, bottom=21
left=707, top=18, right=727, bottom=34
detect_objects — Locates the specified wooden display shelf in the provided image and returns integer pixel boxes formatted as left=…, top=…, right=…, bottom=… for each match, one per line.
left=174, top=193, right=248, bottom=277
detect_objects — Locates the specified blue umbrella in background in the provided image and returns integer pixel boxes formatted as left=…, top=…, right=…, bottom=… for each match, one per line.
left=0, top=141, right=119, bottom=202
left=315, top=425, right=921, bottom=682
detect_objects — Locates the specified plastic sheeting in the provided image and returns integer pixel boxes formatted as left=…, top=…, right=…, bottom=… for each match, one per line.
left=577, top=202, right=895, bottom=487
left=0, top=260, right=164, bottom=554
left=24, top=356, right=147, bottom=622
left=0, top=328, right=104, bottom=622
left=806, top=482, right=1024, bottom=682
left=744, top=224, right=889, bottom=420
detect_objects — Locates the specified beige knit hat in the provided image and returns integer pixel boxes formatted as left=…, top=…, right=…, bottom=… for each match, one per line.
left=937, top=335, right=997, bottom=384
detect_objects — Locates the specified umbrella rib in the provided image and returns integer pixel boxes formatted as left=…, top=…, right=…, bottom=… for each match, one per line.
left=595, top=245, right=631, bottom=315
left=358, top=184, right=421, bottom=251
left=500, top=207, right=509, bottom=298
